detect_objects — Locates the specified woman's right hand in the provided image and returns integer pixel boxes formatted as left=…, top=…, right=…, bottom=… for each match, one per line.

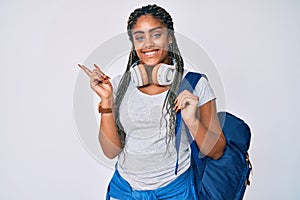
left=77, top=64, right=113, bottom=106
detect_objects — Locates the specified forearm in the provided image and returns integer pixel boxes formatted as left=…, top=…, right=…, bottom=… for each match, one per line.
left=98, top=101, right=123, bottom=159
left=186, top=118, right=226, bottom=159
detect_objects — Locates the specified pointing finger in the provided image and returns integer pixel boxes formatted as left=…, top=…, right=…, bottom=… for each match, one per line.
left=77, top=64, right=92, bottom=77
left=94, top=64, right=110, bottom=79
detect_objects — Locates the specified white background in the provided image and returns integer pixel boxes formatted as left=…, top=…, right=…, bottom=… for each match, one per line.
left=1, top=0, right=299, bottom=199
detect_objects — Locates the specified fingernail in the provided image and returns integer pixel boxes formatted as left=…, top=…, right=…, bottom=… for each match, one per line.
left=174, top=105, right=178, bottom=111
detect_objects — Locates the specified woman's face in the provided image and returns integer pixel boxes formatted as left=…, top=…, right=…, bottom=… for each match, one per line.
left=132, top=14, right=171, bottom=66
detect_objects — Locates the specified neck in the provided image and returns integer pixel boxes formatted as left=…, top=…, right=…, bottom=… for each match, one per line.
left=138, top=84, right=169, bottom=95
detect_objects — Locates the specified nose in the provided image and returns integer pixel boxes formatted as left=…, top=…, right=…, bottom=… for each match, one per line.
left=144, top=36, right=154, bottom=48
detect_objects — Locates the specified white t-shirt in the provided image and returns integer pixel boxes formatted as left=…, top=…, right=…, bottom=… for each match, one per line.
left=111, top=70, right=216, bottom=190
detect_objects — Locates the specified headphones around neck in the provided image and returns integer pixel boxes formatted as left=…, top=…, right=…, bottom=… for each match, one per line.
left=130, top=63, right=176, bottom=87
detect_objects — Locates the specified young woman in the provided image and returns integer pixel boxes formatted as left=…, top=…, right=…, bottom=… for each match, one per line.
left=78, top=4, right=226, bottom=199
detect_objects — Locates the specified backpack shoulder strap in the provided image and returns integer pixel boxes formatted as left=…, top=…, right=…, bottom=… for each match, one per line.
left=175, top=72, right=202, bottom=174
left=177, top=72, right=202, bottom=94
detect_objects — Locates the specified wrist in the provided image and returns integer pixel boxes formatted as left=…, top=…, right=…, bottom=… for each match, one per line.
left=100, top=98, right=112, bottom=108
left=98, top=106, right=112, bottom=114
left=185, top=118, right=200, bottom=136
left=98, top=103, right=113, bottom=114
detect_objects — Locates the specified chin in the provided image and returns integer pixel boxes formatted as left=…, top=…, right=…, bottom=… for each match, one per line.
left=142, top=61, right=160, bottom=67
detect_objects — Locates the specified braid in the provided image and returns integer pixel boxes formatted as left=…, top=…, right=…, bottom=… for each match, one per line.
left=114, top=49, right=138, bottom=147
left=115, top=4, right=184, bottom=146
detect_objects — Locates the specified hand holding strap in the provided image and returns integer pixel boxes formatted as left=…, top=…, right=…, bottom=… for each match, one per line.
left=175, top=72, right=203, bottom=175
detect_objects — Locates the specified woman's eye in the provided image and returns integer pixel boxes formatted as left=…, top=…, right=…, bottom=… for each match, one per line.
left=135, top=36, right=144, bottom=41
left=152, top=33, right=161, bottom=39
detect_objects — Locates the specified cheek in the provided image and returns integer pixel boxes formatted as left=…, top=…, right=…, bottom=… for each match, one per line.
left=155, top=38, right=169, bottom=50
left=133, top=41, right=142, bottom=50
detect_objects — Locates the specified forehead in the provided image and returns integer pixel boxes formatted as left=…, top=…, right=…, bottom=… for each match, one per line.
left=133, top=14, right=166, bottom=30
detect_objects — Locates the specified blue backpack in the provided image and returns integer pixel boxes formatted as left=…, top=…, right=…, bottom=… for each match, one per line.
left=176, top=72, right=252, bottom=200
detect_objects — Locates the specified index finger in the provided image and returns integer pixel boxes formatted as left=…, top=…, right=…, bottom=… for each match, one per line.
left=77, top=64, right=92, bottom=77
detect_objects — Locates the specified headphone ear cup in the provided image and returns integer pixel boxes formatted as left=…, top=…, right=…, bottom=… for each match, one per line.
left=138, top=64, right=149, bottom=86
left=152, top=64, right=161, bottom=85
left=153, top=64, right=176, bottom=86
left=130, top=64, right=149, bottom=87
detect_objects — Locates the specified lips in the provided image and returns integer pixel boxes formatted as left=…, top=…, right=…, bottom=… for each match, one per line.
left=143, top=50, right=159, bottom=57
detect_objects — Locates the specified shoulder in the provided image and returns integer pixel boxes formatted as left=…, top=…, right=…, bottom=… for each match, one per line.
left=182, top=69, right=210, bottom=87
left=111, top=74, right=123, bottom=90
left=182, top=69, right=216, bottom=106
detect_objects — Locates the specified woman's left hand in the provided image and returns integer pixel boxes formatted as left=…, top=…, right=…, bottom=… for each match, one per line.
left=174, top=90, right=199, bottom=124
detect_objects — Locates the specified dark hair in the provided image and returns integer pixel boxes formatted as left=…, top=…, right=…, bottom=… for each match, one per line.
left=114, top=4, right=184, bottom=147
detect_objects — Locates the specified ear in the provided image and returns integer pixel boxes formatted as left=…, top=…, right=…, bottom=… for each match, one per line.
left=131, top=45, right=137, bottom=57
left=167, top=35, right=173, bottom=44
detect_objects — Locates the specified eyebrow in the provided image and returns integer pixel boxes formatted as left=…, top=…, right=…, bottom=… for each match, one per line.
left=133, top=27, right=164, bottom=35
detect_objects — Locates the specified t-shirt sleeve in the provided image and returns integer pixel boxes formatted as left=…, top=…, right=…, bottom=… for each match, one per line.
left=111, top=74, right=123, bottom=98
left=193, top=75, right=216, bottom=107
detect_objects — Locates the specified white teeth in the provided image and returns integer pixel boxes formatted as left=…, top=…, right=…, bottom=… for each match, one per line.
left=144, top=51, right=156, bottom=56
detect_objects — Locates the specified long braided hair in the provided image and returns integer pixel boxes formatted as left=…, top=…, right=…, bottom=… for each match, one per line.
left=114, top=4, right=184, bottom=147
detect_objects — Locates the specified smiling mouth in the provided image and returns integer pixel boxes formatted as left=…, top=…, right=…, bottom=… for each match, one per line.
left=143, top=50, right=159, bottom=57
